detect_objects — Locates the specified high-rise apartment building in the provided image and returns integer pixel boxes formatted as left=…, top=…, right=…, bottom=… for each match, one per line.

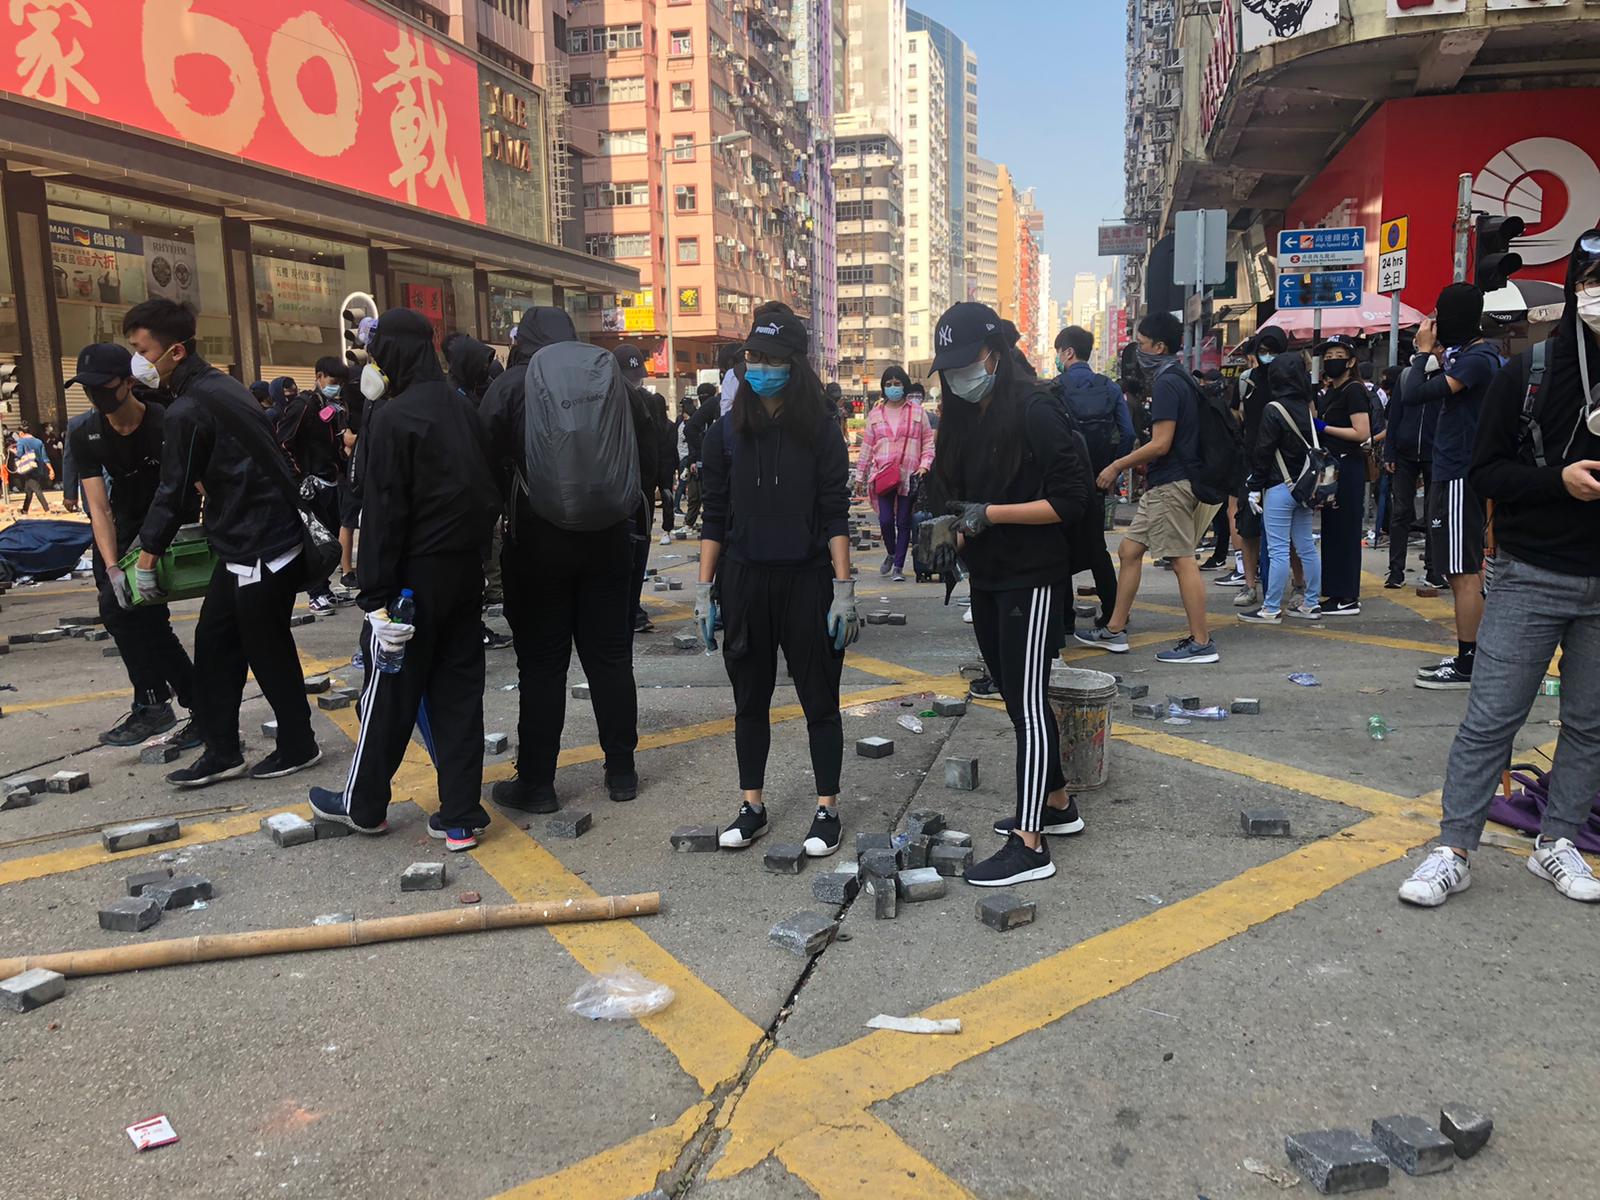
left=966, top=156, right=999, bottom=309
left=902, top=30, right=951, bottom=377
left=832, top=132, right=904, bottom=395
left=1036, top=253, right=1054, bottom=363
left=995, top=164, right=1018, bottom=324
left=906, top=11, right=977, bottom=302
left=1072, top=271, right=1099, bottom=327
left=790, top=0, right=843, bottom=379
left=841, top=0, right=907, bottom=137
left=1016, top=187, right=1042, bottom=361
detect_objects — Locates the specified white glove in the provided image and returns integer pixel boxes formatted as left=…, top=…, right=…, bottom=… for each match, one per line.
left=366, top=610, right=415, bottom=652
left=1247, top=491, right=1263, bottom=516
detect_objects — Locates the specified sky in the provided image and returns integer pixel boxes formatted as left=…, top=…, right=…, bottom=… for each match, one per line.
left=905, top=0, right=1127, bottom=308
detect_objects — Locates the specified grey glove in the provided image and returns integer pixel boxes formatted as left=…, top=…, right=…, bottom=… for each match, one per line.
left=953, top=502, right=993, bottom=538
left=134, top=564, right=167, bottom=604
left=826, top=578, right=860, bottom=651
left=926, top=515, right=960, bottom=574
left=105, top=566, right=134, bottom=611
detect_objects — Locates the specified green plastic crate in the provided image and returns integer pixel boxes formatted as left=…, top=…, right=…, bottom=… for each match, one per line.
left=119, top=524, right=217, bottom=606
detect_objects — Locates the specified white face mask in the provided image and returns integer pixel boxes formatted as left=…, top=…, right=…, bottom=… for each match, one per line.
left=129, top=352, right=162, bottom=389
left=1577, top=289, right=1600, bottom=338
left=945, top=357, right=994, bottom=403
left=360, top=362, right=388, bottom=402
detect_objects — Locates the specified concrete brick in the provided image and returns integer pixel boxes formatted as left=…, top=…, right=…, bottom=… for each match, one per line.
left=975, top=892, right=1036, bottom=931
left=400, top=862, right=447, bottom=891
left=333, top=686, right=362, bottom=701
left=858, top=848, right=899, bottom=881
left=864, top=874, right=897, bottom=919
left=1117, top=682, right=1150, bottom=700
left=571, top=682, right=591, bottom=700
left=32, top=629, right=65, bottom=643
left=261, top=720, right=278, bottom=739
left=46, top=770, right=89, bottom=793
left=289, top=613, right=315, bottom=627
left=1166, top=693, right=1201, bottom=710
left=262, top=812, right=316, bottom=848
left=99, top=895, right=163, bottom=932
left=1284, top=1130, right=1390, bottom=1194
left=769, top=910, right=838, bottom=957
left=854, top=831, right=893, bottom=855
left=125, top=869, right=173, bottom=896
left=1241, top=807, right=1292, bottom=837
left=67, top=625, right=93, bottom=638
left=896, top=867, right=946, bottom=902
left=670, top=825, right=721, bottom=852
left=930, top=696, right=967, bottom=717
left=59, top=613, right=102, bottom=627
left=934, top=829, right=973, bottom=849
left=1231, top=697, right=1262, bottom=715
left=930, top=844, right=973, bottom=877
left=4, top=775, right=47, bottom=796
left=86, top=629, right=112, bottom=642
left=147, top=874, right=214, bottom=911
left=101, top=818, right=180, bottom=853
left=896, top=835, right=932, bottom=871
left=0, top=967, right=66, bottom=1012
left=546, top=810, right=592, bottom=839
left=885, top=613, right=907, bottom=626
left=644, top=567, right=658, bottom=577
left=1132, top=701, right=1163, bottom=719
left=484, top=732, right=510, bottom=755
left=1, top=788, right=38, bottom=811
left=811, top=867, right=860, bottom=905
left=944, top=756, right=979, bottom=790
left=6, top=632, right=32, bottom=645
left=103, top=646, right=122, bottom=657
left=303, top=674, right=331, bottom=694
left=1438, top=1105, right=1492, bottom=1159
left=139, top=743, right=181, bottom=765
left=673, top=633, right=699, bottom=650
left=305, top=817, right=350, bottom=840
left=1370, top=1116, right=1455, bottom=1176
left=905, top=810, right=945, bottom=837
left=763, top=843, right=806, bottom=874
left=317, top=693, right=351, bottom=711
left=864, top=611, right=890, bottom=625
left=668, top=580, right=683, bottom=591
left=856, top=736, right=894, bottom=758
left=653, top=580, right=670, bottom=592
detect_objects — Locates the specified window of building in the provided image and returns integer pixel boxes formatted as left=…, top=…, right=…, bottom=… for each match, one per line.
left=911, top=333, right=920, bottom=350
left=910, top=286, right=919, bottom=301
left=910, top=263, right=919, bottom=276
left=585, top=233, right=650, bottom=259
left=478, top=38, right=533, bottom=80
left=598, top=129, right=647, bottom=155
left=487, top=0, right=530, bottom=22
left=584, top=181, right=649, bottom=208
left=711, top=84, right=733, bottom=116
left=672, top=134, right=696, bottom=161
left=389, top=253, right=473, bottom=351
left=669, top=30, right=693, bottom=56
left=910, top=214, right=919, bottom=229
left=908, top=62, right=917, bottom=78
left=908, top=163, right=918, bottom=180
left=909, top=189, right=918, bottom=203
left=677, top=237, right=700, bottom=264
left=567, top=26, right=589, bottom=52
left=908, top=88, right=918, bottom=102
left=571, top=23, right=644, bottom=52
left=908, top=113, right=918, bottom=130
left=672, top=81, right=693, bottom=109
left=838, top=266, right=874, bottom=285
left=674, top=184, right=697, bottom=212
left=909, top=238, right=918, bottom=252
left=487, top=273, right=553, bottom=344
left=385, top=0, right=447, bottom=32
left=567, top=78, right=593, bottom=106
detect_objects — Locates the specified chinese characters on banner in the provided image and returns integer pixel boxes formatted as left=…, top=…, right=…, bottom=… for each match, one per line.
left=256, top=259, right=338, bottom=323
left=2, top=0, right=486, bottom=224
left=48, top=218, right=203, bottom=310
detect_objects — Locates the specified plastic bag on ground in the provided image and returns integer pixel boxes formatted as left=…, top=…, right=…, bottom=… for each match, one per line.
left=567, top=968, right=675, bottom=1020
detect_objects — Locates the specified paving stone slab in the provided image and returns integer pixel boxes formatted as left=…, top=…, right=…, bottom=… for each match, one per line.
left=905, top=809, right=945, bottom=837
left=0, top=968, right=66, bottom=1012
left=1241, top=807, right=1292, bottom=837
left=400, top=862, right=447, bottom=891
left=101, top=818, right=180, bottom=853
left=944, top=756, right=979, bottom=790
left=125, top=869, right=174, bottom=897
left=1438, top=1104, right=1493, bottom=1159
left=769, top=911, right=837, bottom=957
left=885, top=613, right=907, bottom=625
left=99, top=895, right=163, bottom=932
left=864, top=874, right=897, bottom=919
left=1166, top=693, right=1202, bottom=710
left=854, top=831, right=893, bottom=856
left=1, top=788, right=38, bottom=811
left=670, top=825, right=720, bottom=852
left=147, top=875, right=214, bottom=911
left=1231, top=697, right=1262, bottom=715
left=896, top=834, right=932, bottom=871
left=1132, top=701, right=1164, bottom=719
left=316, top=693, right=352, bottom=711
left=934, top=829, right=973, bottom=849
left=975, top=892, right=1036, bottom=931
left=46, top=770, right=89, bottom=793
left=102, top=646, right=122, bottom=657
left=1285, top=1129, right=1391, bottom=1194
left=313, top=820, right=352, bottom=840
left=896, top=867, right=946, bottom=902
left=262, top=813, right=316, bottom=848
left=289, top=614, right=315, bottom=627
left=930, top=696, right=967, bottom=717
left=546, top=810, right=592, bottom=839
left=303, top=674, right=331, bottom=694
left=930, top=844, right=973, bottom=877
left=3, top=774, right=46, bottom=795
left=572, top=682, right=591, bottom=700
left=1117, top=682, right=1150, bottom=700
left=1370, top=1115, right=1454, bottom=1176
left=672, top=633, right=700, bottom=650
left=811, top=868, right=860, bottom=905
left=484, top=732, right=510, bottom=755
left=856, top=736, right=894, bottom=758
left=762, top=843, right=806, bottom=875
left=138, top=743, right=181, bottom=765
left=858, top=848, right=899, bottom=881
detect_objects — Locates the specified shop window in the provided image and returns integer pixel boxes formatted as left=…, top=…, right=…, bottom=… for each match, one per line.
left=253, top=225, right=372, bottom=375
left=488, top=273, right=554, bottom=345
left=389, top=254, right=474, bottom=349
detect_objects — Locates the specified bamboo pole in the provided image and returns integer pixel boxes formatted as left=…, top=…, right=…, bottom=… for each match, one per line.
left=0, top=893, right=660, bottom=980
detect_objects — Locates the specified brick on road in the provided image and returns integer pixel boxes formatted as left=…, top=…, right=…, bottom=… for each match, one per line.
left=769, top=911, right=837, bottom=957
left=101, top=818, right=180, bottom=853
left=0, top=968, right=66, bottom=1013
left=945, top=756, right=979, bottom=791
left=934, top=829, right=973, bottom=848
left=896, top=867, right=946, bottom=902
left=1241, top=808, right=1292, bottom=837
left=99, top=895, right=163, bottom=932
left=125, top=869, right=173, bottom=896
left=139, top=744, right=181, bottom=765
left=1231, top=697, right=1262, bottom=715
left=147, top=875, right=213, bottom=911
left=975, top=892, right=1036, bottom=931
left=47, top=771, right=90, bottom=793
left=400, top=862, right=447, bottom=891
left=762, top=843, right=805, bottom=874
left=854, top=832, right=892, bottom=855
left=1, top=788, right=38, bottom=811
left=931, top=696, right=967, bottom=717
left=1284, top=1129, right=1390, bottom=1194
left=856, top=736, right=894, bottom=758
left=303, top=674, right=330, bottom=694
left=546, top=810, right=592, bottom=839
left=262, top=813, right=316, bottom=848
left=1369, top=1115, right=1455, bottom=1176
left=896, top=834, right=931, bottom=870
left=1438, top=1105, right=1492, bottom=1159
left=484, top=732, right=510, bottom=755
left=4, top=774, right=47, bottom=794
left=858, top=848, right=899, bottom=880
left=317, top=693, right=351, bottom=711
left=811, top=865, right=859, bottom=905
left=930, top=844, right=973, bottom=877
left=669, top=825, right=720, bottom=852
left=864, top=874, right=897, bottom=919
left=313, top=820, right=352, bottom=840
left=905, top=809, right=945, bottom=837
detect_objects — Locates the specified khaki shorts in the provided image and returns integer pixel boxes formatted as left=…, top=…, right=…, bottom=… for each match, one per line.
left=1124, top=480, right=1220, bottom=562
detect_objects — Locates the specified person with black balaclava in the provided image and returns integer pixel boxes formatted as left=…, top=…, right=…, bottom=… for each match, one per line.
left=479, top=307, right=641, bottom=815
left=309, top=308, right=500, bottom=849
left=650, top=390, right=677, bottom=546
left=1312, top=334, right=1372, bottom=616
left=65, top=343, right=202, bottom=750
left=274, top=366, right=347, bottom=613
left=1399, top=229, right=1600, bottom=909
left=444, top=331, right=503, bottom=405
left=683, top=380, right=720, bottom=528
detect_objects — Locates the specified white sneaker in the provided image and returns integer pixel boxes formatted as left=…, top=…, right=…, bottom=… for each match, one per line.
left=659, top=533, right=672, bottom=546
left=1232, top=586, right=1261, bottom=608
left=1527, top=837, right=1600, bottom=902
left=1398, top=846, right=1471, bottom=907
left=962, top=608, right=973, bottom=624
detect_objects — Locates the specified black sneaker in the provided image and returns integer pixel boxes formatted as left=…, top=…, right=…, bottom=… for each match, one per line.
left=964, top=833, right=1057, bottom=887
left=171, top=717, right=205, bottom=751
left=606, top=769, right=639, bottom=802
left=100, top=701, right=177, bottom=747
left=1324, top=599, right=1362, bottom=617
left=802, top=806, right=842, bottom=857
left=167, top=750, right=247, bottom=789
left=482, top=625, right=513, bottom=650
left=633, top=611, right=655, bottom=634
left=1213, top=569, right=1246, bottom=587
left=249, top=742, right=323, bottom=780
left=308, top=594, right=337, bottom=614
left=1419, top=576, right=1447, bottom=592
left=968, top=675, right=1001, bottom=700
left=340, top=572, right=359, bottom=590
left=993, top=798, right=1085, bottom=837
left=491, top=777, right=559, bottom=814
left=309, top=785, right=389, bottom=834
left=1416, top=661, right=1473, bottom=691
left=1384, top=573, right=1406, bottom=589
left=718, top=801, right=768, bottom=849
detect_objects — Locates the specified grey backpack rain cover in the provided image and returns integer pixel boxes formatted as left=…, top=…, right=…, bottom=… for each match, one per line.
left=522, top=341, right=641, bottom=530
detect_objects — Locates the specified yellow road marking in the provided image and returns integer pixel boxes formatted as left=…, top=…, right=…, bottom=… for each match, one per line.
left=9, top=688, right=126, bottom=713
left=777, top=1109, right=975, bottom=1200
left=492, top=1102, right=713, bottom=1200
left=1278, top=626, right=1453, bottom=656
left=1060, top=629, right=1184, bottom=663
left=1360, top=571, right=1454, bottom=623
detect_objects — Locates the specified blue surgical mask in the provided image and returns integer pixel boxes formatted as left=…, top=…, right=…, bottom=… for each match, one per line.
left=945, top=358, right=994, bottom=403
left=746, top=364, right=790, bottom=397
left=320, top=383, right=341, bottom=399
left=884, top=385, right=905, bottom=402
left=1258, top=352, right=1277, bottom=365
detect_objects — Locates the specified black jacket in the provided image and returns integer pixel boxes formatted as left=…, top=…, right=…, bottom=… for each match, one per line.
left=700, top=402, right=849, bottom=569
left=651, top=400, right=677, bottom=490
left=1383, top=359, right=1440, bottom=466
left=274, top=390, right=342, bottom=483
left=1250, top=358, right=1319, bottom=491
left=139, top=355, right=302, bottom=565
left=446, top=334, right=503, bottom=404
left=1469, top=245, right=1600, bottom=577
left=686, top=399, right=720, bottom=467
left=481, top=306, right=578, bottom=502
left=624, top=383, right=659, bottom=501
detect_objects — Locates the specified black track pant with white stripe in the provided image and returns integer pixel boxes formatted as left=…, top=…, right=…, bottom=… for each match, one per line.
left=346, top=551, right=491, bottom=832
left=970, top=583, right=1067, bottom=834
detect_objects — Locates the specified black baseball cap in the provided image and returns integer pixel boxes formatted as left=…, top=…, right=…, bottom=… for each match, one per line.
left=930, top=302, right=1001, bottom=372
left=65, top=343, right=132, bottom=389
left=613, top=343, right=646, bottom=382
left=743, top=310, right=809, bottom=360
left=1314, top=333, right=1363, bottom=355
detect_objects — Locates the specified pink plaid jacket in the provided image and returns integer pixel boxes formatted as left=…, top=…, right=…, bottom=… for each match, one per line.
left=856, top=402, right=935, bottom=496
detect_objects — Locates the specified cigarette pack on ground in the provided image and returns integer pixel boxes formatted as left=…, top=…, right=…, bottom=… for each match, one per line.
left=126, top=1114, right=179, bottom=1151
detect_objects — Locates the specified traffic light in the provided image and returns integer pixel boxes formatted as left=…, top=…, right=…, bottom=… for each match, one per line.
left=1474, top=215, right=1524, bottom=291
left=0, top=361, right=18, bottom=418
left=339, top=291, right=377, bottom=368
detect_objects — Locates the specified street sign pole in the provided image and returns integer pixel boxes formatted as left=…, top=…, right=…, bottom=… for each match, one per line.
left=1311, top=308, right=1322, bottom=384
left=1389, top=294, right=1400, bottom=368
left=1452, top=173, right=1472, bottom=283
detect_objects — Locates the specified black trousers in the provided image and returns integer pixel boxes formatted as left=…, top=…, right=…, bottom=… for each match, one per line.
left=17, top=473, right=48, bottom=512
left=1320, top=461, right=1368, bottom=602
left=503, top=519, right=638, bottom=785
left=1388, top=456, right=1433, bottom=580
left=346, top=552, right=490, bottom=830
left=93, top=549, right=194, bottom=709
left=721, top=560, right=844, bottom=796
left=1066, top=504, right=1118, bottom=634
left=193, top=555, right=313, bottom=760
left=970, top=582, right=1067, bottom=834
left=629, top=501, right=651, bottom=625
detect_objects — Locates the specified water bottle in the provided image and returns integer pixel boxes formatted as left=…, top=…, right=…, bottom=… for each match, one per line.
left=1368, top=714, right=1389, bottom=741
left=374, top=588, right=414, bottom=675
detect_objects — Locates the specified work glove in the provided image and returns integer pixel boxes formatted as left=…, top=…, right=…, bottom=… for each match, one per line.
left=105, top=566, right=134, bottom=611
left=694, top=581, right=718, bottom=651
left=365, top=609, right=415, bottom=652
left=826, top=578, right=860, bottom=652
left=1313, top=418, right=1329, bottom=434
left=134, top=564, right=167, bottom=605
left=925, top=515, right=960, bottom=575
left=1247, top=491, right=1263, bottom=516
left=953, top=502, right=993, bottom=538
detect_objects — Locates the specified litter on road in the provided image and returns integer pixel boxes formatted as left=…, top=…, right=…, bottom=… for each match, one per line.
left=865, top=1015, right=962, bottom=1035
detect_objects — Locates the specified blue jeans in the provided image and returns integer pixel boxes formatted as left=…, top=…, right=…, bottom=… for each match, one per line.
left=1262, top=484, right=1323, bottom=613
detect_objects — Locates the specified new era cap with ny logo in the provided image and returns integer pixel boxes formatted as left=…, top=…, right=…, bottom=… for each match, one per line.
left=930, top=302, right=1003, bottom=372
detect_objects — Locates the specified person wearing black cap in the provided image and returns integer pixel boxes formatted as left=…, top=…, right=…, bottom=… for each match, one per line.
left=1409, top=283, right=1502, bottom=689
left=928, top=301, right=1094, bottom=887
left=65, top=343, right=201, bottom=749
left=308, top=308, right=500, bottom=848
left=127, top=297, right=319, bottom=788
left=856, top=364, right=935, bottom=582
left=1398, top=230, right=1600, bottom=908
left=697, top=308, right=857, bottom=857
left=1313, top=334, right=1373, bottom=615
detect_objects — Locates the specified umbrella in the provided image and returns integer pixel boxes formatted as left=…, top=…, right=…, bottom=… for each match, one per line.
left=1258, top=292, right=1428, bottom=341
left=1483, top=278, right=1565, bottom=324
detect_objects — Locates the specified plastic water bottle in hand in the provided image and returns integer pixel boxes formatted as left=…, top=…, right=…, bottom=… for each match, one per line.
left=374, top=589, right=415, bottom=675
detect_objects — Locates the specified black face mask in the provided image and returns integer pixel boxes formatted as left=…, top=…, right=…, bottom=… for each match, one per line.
left=88, top=384, right=125, bottom=414
left=1323, top=359, right=1350, bottom=381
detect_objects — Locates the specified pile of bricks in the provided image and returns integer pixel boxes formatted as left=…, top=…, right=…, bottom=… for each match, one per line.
left=98, top=865, right=214, bottom=934
left=1285, top=1105, right=1492, bottom=1193
left=3, top=771, right=90, bottom=810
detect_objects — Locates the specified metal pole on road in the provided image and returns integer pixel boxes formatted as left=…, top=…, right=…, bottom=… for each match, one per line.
left=1389, top=292, right=1400, bottom=368
left=1311, top=307, right=1322, bottom=384
left=1452, top=172, right=1473, bottom=284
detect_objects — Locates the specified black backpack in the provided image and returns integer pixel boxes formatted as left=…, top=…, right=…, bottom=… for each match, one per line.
left=1266, top=401, right=1340, bottom=508
left=1059, top=370, right=1122, bottom=476
left=1159, top=363, right=1243, bottom=505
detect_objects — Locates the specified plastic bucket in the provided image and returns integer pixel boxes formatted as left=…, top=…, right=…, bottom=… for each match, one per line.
left=1047, top=666, right=1118, bottom=791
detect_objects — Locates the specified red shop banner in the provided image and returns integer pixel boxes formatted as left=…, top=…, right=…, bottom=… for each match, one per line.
left=4, top=0, right=486, bottom=224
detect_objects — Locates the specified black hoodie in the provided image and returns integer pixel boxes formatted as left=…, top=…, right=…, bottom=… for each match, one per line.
left=445, top=333, right=503, bottom=403
left=480, top=306, right=578, bottom=499
left=1468, top=239, right=1600, bottom=577
left=1250, top=357, right=1319, bottom=491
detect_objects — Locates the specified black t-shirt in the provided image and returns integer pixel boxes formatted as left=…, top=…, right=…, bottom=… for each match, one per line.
left=68, top=402, right=170, bottom=549
left=1147, top=365, right=1201, bottom=488
left=1317, top=377, right=1372, bottom=459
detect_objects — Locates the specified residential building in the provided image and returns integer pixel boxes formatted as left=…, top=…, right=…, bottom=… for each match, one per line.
left=967, top=156, right=999, bottom=309
left=1036, top=254, right=1054, bottom=364
left=833, top=132, right=904, bottom=397
left=902, top=29, right=952, bottom=378
left=995, top=163, right=1017, bottom=324
left=841, top=0, right=907, bottom=139
left=1016, top=187, right=1042, bottom=362
left=789, top=0, right=844, bottom=380
left=1072, top=272, right=1099, bottom=328
left=906, top=10, right=977, bottom=302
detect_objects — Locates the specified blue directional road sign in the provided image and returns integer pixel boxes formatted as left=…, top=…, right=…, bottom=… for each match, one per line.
left=1276, top=270, right=1365, bottom=309
left=1276, top=227, right=1366, bottom=267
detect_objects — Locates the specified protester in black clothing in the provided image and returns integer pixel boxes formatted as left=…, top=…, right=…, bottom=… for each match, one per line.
left=308, top=309, right=500, bottom=849
left=128, top=298, right=319, bottom=789
left=249, top=380, right=271, bottom=410
left=480, top=307, right=640, bottom=814
left=1224, top=325, right=1286, bottom=604
left=612, top=344, right=662, bottom=634
left=683, top=379, right=722, bottom=527
left=928, top=302, right=1093, bottom=887
left=314, top=357, right=363, bottom=588
left=649, top=391, right=677, bottom=545
left=443, top=331, right=502, bottom=404
left=1382, top=345, right=1441, bottom=589
left=64, top=344, right=201, bottom=749
left=1239, top=356, right=1325, bottom=623
left=265, top=376, right=296, bottom=429
left=1313, top=335, right=1372, bottom=615
left=274, top=368, right=346, bottom=612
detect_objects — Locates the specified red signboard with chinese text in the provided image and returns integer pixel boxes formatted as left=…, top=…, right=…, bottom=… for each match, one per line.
left=3, top=0, right=486, bottom=224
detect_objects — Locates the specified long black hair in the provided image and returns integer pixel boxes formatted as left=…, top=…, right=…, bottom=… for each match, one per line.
left=731, top=351, right=831, bottom=446
left=933, top=339, right=1036, bottom=500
